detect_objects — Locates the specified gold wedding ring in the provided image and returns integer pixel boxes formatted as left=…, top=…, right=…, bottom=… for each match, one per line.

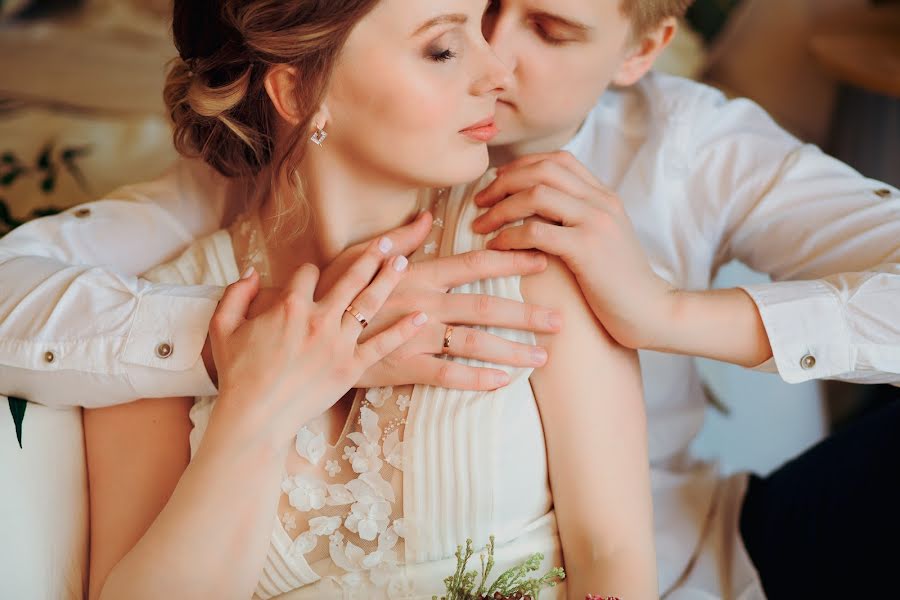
left=345, top=305, right=369, bottom=329
left=442, top=325, right=454, bottom=354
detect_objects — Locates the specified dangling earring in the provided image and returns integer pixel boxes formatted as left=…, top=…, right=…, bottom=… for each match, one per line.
left=310, top=127, right=328, bottom=146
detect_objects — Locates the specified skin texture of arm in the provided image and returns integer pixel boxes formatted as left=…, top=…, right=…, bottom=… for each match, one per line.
left=84, top=397, right=286, bottom=600
left=82, top=236, right=427, bottom=600
left=522, top=253, right=658, bottom=599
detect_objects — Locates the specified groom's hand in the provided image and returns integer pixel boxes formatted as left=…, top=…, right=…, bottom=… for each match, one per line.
left=204, top=210, right=562, bottom=391
left=472, top=151, right=676, bottom=351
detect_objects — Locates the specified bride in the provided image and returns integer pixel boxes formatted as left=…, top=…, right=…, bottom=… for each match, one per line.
left=83, top=0, right=657, bottom=598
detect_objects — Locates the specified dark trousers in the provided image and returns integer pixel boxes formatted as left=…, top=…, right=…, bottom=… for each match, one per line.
left=739, top=397, right=900, bottom=598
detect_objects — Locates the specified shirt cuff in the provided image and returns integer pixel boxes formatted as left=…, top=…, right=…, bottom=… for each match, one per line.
left=740, top=280, right=852, bottom=383
left=121, top=287, right=222, bottom=398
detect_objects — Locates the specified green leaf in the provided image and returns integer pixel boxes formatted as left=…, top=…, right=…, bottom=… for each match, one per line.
left=7, top=396, right=27, bottom=449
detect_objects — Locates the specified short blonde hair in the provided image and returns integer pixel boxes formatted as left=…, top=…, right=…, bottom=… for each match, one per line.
left=620, top=0, right=695, bottom=35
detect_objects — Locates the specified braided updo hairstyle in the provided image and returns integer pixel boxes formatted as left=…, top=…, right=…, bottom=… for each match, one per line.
left=164, top=0, right=381, bottom=214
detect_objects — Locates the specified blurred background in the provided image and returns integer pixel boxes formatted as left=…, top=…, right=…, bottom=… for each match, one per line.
left=0, top=0, right=898, bottom=597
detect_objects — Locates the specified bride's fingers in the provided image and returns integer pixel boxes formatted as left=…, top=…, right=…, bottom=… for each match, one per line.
left=381, top=210, right=433, bottom=257
left=210, top=268, right=260, bottom=339
left=357, top=311, right=429, bottom=368
left=437, top=324, right=548, bottom=368
left=341, top=254, right=409, bottom=333
left=416, top=356, right=511, bottom=391
left=324, top=236, right=394, bottom=309
left=284, top=263, right=320, bottom=301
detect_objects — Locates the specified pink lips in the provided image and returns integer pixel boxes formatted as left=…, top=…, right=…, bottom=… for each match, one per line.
left=460, top=117, right=499, bottom=142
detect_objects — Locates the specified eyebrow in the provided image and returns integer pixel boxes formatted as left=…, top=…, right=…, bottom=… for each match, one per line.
left=412, top=13, right=468, bottom=37
left=530, top=10, right=592, bottom=34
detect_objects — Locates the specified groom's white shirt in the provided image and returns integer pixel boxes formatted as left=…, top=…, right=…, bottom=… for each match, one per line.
left=2, top=72, right=899, bottom=408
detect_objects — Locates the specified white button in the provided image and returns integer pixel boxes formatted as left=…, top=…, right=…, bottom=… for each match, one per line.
left=156, top=342, right=173, bottom=359
left=800, top=354, right=816, bottom=370
left=44, top=351, right=55, bottom=364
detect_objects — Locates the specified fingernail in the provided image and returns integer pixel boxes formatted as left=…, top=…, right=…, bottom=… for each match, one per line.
left=241, top=266, right=255, bottom=280
left=379, top=237, right=393, bottom=254
left=394, top=255, right=409, bottom=272
left=495, top=372, right=510, bottom=387
left=531, top=347, right=548, bottom=365
left=413, top=312, right=429, bottom=326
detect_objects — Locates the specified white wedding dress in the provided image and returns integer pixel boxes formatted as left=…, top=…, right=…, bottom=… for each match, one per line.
left=143, top=174, right=565, bottom=599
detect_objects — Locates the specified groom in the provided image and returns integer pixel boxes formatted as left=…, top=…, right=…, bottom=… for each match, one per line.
left=2, top=0, right=899, bottom=597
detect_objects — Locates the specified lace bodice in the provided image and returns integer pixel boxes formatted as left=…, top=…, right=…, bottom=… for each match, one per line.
left=145, top=178, right=561, bottom=600
left=226, top=191, right=448, bottom=596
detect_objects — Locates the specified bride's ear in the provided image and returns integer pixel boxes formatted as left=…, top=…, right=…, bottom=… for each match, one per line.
left=309, top=103, right=332, bottom=135
left=264, top=65, right=303, bottom=125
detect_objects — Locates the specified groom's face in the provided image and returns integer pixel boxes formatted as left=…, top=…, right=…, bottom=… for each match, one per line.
left=482, top=0, right=635, bottom=151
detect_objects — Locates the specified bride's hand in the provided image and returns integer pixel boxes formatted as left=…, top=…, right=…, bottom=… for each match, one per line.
left=201, top=212, right=562, bottom=391
left=318, top=212, right=562, bottom=390
left=207, top=236, right=428, bottom=450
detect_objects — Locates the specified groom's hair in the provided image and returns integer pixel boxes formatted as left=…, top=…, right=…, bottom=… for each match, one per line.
left=621, top=0, right=696, bottom=36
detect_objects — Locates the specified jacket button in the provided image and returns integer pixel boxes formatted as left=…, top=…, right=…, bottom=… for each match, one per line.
left=874, top=188, right=892, bottom=199
left=156, top=342, right=173, bottom=359
left=44, top=351, right=55, bottom=364
left=800, top=354, right=816, bottom=370
left=74, top=208, right=91, bottom=218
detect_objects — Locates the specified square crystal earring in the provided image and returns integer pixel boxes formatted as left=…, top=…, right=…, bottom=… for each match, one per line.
left=310, top=128, right=328, bottom=146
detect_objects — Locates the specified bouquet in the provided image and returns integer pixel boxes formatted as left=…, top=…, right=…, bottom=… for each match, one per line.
left=434, top=536, right=620, bottom=600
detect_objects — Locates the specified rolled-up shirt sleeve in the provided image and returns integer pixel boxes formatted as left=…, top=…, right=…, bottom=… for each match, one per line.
left=687, top=90, right=900, bottom=385
left=0, top=158, right=226, bottom=407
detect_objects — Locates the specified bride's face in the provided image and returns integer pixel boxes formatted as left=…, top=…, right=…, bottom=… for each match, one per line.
left=322, top=0, right=511, bottom=188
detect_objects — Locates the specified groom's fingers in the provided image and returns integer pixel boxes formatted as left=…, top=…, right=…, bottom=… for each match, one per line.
left=475, top=159, right=591, bottom=208
left=485, top=220, right=575, bottom=260
left=496, top=150, right=598, bottom=186
left=472, top=185, right=592, bottom=234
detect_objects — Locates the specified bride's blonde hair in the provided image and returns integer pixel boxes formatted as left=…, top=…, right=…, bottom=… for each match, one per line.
left=163, top=0, right=381, bottom=230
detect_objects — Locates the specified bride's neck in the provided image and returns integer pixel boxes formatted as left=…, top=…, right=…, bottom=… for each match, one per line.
left=258, top=146, right=421, bottom=276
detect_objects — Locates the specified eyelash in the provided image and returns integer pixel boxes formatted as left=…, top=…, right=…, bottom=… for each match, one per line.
left=429, top=48, right=458, bottom=63
left=534, top=23, right=567, bottom=46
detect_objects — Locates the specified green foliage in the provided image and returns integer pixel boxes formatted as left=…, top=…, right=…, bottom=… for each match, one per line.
left=433, top=536, right=565, bottom=600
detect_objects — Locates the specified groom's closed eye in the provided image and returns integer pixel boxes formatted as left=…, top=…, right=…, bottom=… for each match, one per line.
left=528, top=11, right=592, bottom=45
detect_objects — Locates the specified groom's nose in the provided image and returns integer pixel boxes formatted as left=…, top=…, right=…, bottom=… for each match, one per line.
left=482, top=7, right=519, bottom=74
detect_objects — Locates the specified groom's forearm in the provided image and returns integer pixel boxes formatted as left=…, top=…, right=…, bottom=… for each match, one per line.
left=647, top=287, right=773, bottom=368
